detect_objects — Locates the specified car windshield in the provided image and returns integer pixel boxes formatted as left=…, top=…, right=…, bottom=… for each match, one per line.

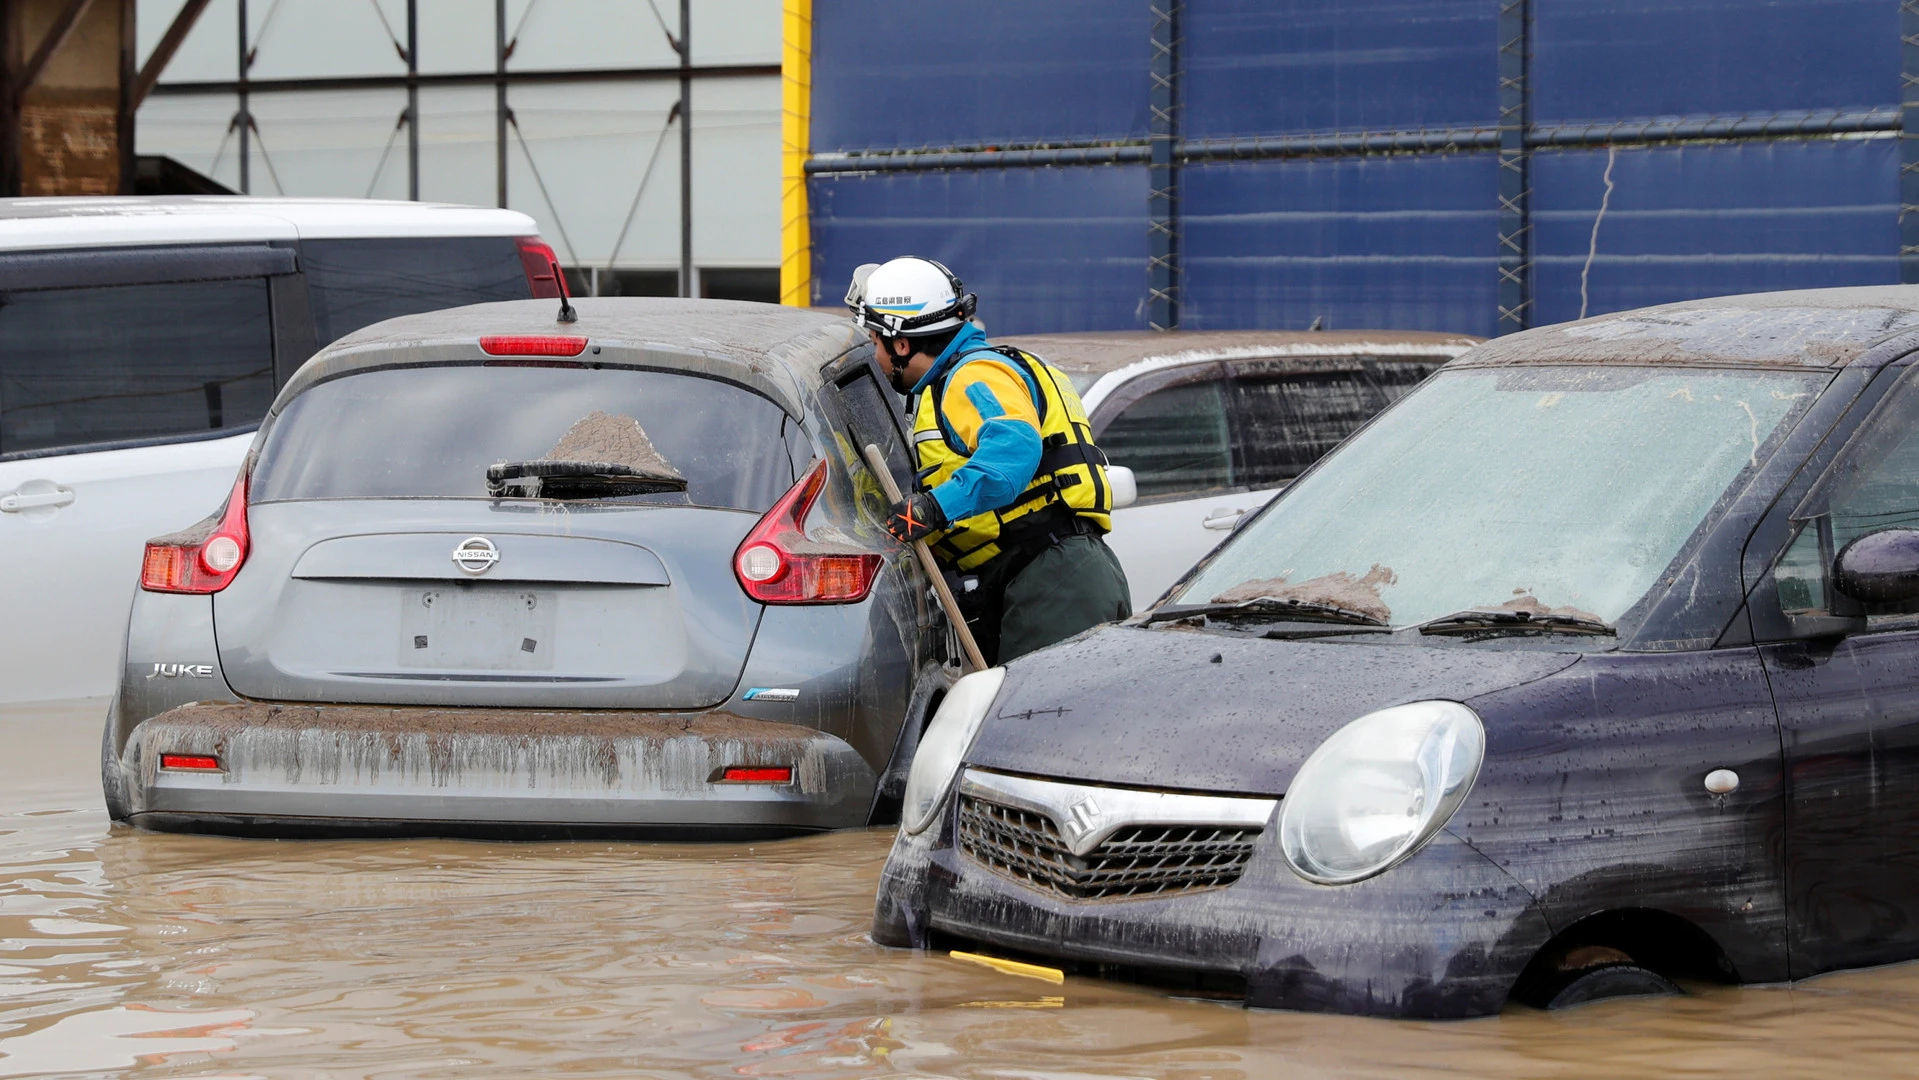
left=251, top=364, right=802, bottom=512
left=1176, top=366, right=1828, bottom=629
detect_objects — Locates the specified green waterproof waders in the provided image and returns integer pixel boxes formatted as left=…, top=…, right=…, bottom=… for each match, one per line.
left=958, top=532, right=1132, bottom=666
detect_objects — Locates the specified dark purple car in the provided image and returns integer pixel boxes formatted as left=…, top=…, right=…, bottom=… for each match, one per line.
left=873, top=286, right=1919, bottom=1016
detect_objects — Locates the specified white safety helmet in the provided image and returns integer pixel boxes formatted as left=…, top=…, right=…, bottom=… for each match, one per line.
left=846, top=256, right=977, bottom=337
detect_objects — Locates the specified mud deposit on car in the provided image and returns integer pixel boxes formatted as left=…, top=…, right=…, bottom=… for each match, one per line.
left=9, top=702, right=1919, bottom=1078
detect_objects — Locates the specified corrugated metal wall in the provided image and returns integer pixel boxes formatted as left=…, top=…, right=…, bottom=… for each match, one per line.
left=806, top=0, right=1907, bottom=337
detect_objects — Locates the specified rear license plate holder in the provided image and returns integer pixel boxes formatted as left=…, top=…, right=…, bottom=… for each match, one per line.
left=400, top=588, right=557, bottom=670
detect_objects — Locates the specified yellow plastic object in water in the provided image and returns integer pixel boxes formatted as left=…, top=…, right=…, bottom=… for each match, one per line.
left=949, top=951, right=1065, bottom=985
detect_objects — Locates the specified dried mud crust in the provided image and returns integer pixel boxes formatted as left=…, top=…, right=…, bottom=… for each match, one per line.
left=145, top=702, right=812, bottom=741
left=998, top=330, right=1480, bottom=376
left=1212, top=564, right=1398, bottom=623
left=1452, top=296, right=1919, bottom=369
left=544, top=411, right=684, bottom=482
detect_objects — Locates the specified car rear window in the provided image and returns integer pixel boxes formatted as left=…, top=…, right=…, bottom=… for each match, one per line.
left=0, top=278, right=274, bottom=456
left=302, top=237, right=528, bottom=345
left=250, top=364, right=801, bottom=512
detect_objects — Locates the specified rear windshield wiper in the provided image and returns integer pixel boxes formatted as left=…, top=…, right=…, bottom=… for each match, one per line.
left=487, top=460, right=689, bottom=500
left=1417, top=609, right=1614, bottom=637
left=1141, top=598, right=1390, bottom=629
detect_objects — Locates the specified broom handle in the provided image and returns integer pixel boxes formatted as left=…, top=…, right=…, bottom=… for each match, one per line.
left=863, top=443, right=989, bottom=673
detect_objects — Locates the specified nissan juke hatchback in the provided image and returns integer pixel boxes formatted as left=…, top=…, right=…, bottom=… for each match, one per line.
left=103, top=298, right=959, bottom=839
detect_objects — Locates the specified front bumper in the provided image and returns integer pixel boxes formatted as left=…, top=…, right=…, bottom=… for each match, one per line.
left=874, top=779, right=1549, bottom=1019
left=118, top=702, right=876, bottom=838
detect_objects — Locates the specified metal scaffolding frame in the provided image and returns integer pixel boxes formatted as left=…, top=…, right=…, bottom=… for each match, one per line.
left=145, top=2, right=779, bottom=298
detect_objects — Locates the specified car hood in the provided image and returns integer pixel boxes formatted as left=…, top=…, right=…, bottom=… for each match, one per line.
left=963, top=624, right=1582, bottom=797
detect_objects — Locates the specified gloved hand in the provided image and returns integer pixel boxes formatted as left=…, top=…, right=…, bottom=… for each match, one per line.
left=884, top=491, right=947, bottom=544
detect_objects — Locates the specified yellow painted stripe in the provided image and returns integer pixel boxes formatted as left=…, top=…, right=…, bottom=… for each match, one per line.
left=779, top=0, right=812, bottom=307
left=949, top=950, right=1065, bottom=985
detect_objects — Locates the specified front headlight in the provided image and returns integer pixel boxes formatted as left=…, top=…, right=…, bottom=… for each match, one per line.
left=901, top=667, right=1006, bottom=835
left=1279, top=700, right=1484, bottom=885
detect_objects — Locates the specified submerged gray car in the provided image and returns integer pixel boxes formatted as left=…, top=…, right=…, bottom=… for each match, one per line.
left=102, top=298, right=956, bottom=838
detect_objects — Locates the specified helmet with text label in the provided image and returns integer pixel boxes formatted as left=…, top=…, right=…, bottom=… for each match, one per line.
left=846, top=256, right=977, bottom=338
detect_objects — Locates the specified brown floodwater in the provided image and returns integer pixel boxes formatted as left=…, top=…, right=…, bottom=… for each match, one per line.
left=8, top=700, right=1919, bottom=1078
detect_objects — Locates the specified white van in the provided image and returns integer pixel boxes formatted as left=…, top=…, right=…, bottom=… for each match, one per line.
left=0, top=198, right=564, bottom=703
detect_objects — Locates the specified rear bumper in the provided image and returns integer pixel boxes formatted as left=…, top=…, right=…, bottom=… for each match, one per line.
left=117, top=702, right=876, bottom=838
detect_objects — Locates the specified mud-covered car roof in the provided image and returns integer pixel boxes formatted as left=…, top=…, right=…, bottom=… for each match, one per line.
left=279, top=298, right=864, bottom=419
left=998, top=329, right=1481, bottom=377
left=1456, top=285, right=1919, bottom=370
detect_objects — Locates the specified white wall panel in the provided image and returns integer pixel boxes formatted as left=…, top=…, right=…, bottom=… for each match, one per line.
left=245, top=3, right=406, bottom=79
left=415, top=86, right=500, bottom=208
left=248, top=90, right=413, bottom=198
left=137, top=0, right=238, bottom=81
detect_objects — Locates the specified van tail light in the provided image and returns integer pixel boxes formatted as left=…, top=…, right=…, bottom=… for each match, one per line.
left=734, top=461, right=882, bottom=605
left=516, top=237, right=568, bottom=298
left=141, top=474, right=250, bottom=594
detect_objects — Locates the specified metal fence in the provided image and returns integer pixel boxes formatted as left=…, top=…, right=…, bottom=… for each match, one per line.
left=788, top=0, right=1906, bottom=337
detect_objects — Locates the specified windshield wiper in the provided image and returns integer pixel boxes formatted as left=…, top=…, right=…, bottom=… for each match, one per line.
left=487, top=459, right=689, bottom=500
left=1417, top=609, right=1614, bottom=637
left=1141, top=598, right=1390, bottom=629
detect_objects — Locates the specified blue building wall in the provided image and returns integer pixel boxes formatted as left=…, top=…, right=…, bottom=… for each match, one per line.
left=809, top=0, right=1908, bottom=336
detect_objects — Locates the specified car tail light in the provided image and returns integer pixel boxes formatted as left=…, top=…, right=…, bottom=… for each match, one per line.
left=516, top=237, right=568, bottom=298
left=734, top=461, right=882, bottom=605
left=141, top=474, right=250, bottom=594
left=479, top=335, right=588, bottom=357
left=160, top=753, right=221, bottom=771
left=720, top=766, right=792, bottom=783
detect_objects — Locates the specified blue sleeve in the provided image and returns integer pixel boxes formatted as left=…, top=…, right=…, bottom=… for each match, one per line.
left=928, top=381, right=1043, bottom=523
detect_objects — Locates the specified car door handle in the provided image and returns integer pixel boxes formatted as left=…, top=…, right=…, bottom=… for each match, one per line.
left=1202, top=507, right=1244, bottom=531
left=0, top=485, right=75, bottom=513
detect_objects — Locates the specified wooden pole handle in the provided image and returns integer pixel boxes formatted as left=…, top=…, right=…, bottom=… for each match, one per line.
left=863, top=443, right=989, bottom=673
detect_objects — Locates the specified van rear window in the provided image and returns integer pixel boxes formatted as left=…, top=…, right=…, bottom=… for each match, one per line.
left=302, top=237, right=528, bottom=345
left=250, top=365, right=800, bottom=512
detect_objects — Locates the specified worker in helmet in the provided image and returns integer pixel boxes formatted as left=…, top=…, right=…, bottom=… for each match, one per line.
left=847, top=256, right=1131, bottom=665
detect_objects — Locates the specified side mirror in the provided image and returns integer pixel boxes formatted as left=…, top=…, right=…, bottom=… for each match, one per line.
left=1107, top=465, right=1138, bottom=510
left=1834, top=528, right=1919, bottom=606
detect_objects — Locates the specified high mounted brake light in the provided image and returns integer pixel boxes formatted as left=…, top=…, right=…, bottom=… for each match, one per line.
left=141, top=473, right=250, bottom=594
left=734, top=461, right=882, bottom=605
left=515, top=237, right=568, bottom=298
left=478, top=335, right=588, bottom=357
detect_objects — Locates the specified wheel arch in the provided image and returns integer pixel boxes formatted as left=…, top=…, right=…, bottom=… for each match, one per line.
left=1510, top=907, right=1737, bottom=1007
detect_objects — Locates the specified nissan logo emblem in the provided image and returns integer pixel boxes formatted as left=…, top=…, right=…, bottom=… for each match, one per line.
left=452, top=536, right=500, bottom=575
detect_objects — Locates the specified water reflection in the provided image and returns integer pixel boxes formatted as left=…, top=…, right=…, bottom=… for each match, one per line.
left=6, top=701, right=1919, bottom=1077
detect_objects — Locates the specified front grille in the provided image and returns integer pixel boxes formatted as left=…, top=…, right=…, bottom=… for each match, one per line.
left=957, top=792, right=1261, bottom=901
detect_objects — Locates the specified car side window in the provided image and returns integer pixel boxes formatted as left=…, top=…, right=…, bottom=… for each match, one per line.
left=833, top=365, right=915, bottom=494
left=1231, top=358, right=1442, bottom=489
left=1778, top=367, right=1919, bottom=618
left=1097, top=379, right=1234, bottom=499
left=0, top=278, right=275, bottom=457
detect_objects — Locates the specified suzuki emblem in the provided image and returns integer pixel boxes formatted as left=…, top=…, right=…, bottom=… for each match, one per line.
left=1060, top=795, right=1102, bottom=849
left=452, top=536, right=500, bottom=575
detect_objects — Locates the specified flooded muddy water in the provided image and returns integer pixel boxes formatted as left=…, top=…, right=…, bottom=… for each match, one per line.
left=8, top=700, right=1919, bottom=1078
